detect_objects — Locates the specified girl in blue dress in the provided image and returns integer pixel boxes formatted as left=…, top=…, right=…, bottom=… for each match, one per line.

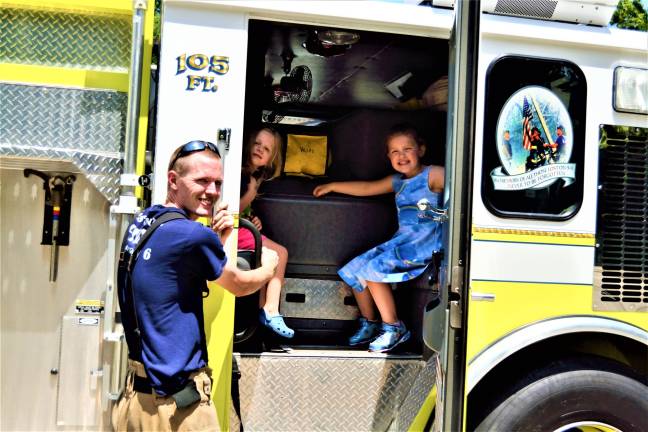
left=313, top=125, right=444, bottom=352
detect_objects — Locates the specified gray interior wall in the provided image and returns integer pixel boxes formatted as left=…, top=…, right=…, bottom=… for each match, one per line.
left=1, top=168, right=111, bottom=431
left=328, top=108, right=446, bottom=181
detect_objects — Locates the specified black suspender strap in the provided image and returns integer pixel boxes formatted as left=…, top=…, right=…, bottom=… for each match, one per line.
left=119, top=211, right=187, bottom=358
left=127, top=212, right=187, bottom=272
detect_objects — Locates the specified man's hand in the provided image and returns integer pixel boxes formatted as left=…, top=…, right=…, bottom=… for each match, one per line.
left=211, top=202, right=233, bottom=242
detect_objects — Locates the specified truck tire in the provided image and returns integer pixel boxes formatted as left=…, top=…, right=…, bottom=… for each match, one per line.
left=475, top=369, right=648, bottom=432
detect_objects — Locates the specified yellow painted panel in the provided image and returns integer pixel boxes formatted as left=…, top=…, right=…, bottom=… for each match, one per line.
left=204, top=281, right=235, bottom=431
left=202, top=227, right=239, bottom=430
left=408, top=385, right=437, bottom=432
left=0, top=63, right=128, bottom=91
left=0, top=0, right=133, bottom=16
left=466, top=281, right=648, bottom=362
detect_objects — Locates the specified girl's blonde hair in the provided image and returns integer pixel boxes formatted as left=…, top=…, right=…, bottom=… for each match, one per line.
left=243, top=127, right=283, bottom=181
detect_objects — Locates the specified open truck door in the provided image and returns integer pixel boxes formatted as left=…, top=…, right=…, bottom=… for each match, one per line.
left=431, top=0, right=480, bottom=430
left=154, top=4, right=249, bottom=428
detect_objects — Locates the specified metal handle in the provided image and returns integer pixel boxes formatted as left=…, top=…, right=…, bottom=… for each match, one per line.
left=417, top=200, right=449, bottom=223
left=238, top=218, right=262, bottom=268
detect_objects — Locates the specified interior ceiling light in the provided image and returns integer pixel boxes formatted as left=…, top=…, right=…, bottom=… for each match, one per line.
left=317, top=30, right=360, bottom=46
left=261, top=111, right=324, bottom=126
left=303, top=30, right=358, bottom=58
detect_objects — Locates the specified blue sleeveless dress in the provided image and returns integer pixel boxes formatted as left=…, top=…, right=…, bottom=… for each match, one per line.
left=338, top=166, right=443, bottom=292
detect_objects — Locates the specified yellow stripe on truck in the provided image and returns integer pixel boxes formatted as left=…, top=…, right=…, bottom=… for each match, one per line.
left=0, top=0, right=133, bottom=16
left=0, top=63, right=129, bottom=92
left=472, top=226, right=596, bottom=246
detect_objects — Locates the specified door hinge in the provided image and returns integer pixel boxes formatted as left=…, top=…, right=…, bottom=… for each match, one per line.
left=450, top=264, right=464, bottom=329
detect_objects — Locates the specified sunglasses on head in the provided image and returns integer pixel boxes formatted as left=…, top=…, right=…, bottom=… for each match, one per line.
left=169, top=140, right=221, bottom=169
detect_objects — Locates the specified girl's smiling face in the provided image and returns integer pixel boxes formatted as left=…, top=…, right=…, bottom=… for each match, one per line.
left=387, top=134, right=425, bottom=178
left=250, top=129, right=276, bottom=169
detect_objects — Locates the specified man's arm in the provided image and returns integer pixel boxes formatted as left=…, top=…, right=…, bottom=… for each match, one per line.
left=215, top=246, right=278, bottom=297
left=211, top=202, right=278, bottom=296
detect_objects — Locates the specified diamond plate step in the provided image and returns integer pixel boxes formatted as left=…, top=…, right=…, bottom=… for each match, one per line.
left=231, top=348, right=438, bottom=431
left=280, top=278, right=359, bottom=321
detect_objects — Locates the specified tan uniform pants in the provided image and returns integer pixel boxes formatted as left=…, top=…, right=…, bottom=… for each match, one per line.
left=112, top=360, right=219, bottom=431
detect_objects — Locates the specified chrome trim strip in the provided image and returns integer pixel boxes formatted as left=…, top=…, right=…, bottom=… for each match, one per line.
left=553, top=421, right=620, bottom=432
left=467, top=316, right=648, bottom=393
left=470, top=292, right=496, bottom=301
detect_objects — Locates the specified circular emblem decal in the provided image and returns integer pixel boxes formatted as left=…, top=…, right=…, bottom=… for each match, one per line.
left=493, top=86, right=574, bottom=190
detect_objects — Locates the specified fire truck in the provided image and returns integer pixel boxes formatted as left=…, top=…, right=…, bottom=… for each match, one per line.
left=1, top=0, right=646, bottom=430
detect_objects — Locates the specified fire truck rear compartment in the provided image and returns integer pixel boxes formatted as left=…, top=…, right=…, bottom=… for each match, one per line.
left=236, top=20, right=448, bottom=352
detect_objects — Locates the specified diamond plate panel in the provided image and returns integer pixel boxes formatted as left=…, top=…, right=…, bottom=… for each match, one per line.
left=281, top=278, right=359, bottom=320
left=1, top=83, right=127, bottom=152
left=388, top=355, right=439, bottom=431
left=1, top=83, right=126, bottom=203
left=0, top=7, right=130, bottom=71
left=234, top=351, right=426, bottom=431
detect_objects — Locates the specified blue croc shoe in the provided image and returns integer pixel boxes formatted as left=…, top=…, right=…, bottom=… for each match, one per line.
left=369, top=321, right=411, bottom=353
left=259, top=309, right=294, bottom=338
left=349, top=317, right=381, bottom=346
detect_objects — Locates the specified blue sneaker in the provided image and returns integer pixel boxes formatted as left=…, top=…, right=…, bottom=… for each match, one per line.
left=349, top=318, right=381, bottom=346
left=259, top=309, right=295, bottom=338
left=369, top=321, right=411, bottom=353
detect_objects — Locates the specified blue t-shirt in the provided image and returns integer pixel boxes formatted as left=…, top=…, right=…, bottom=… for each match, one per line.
left=555, top=135, right=566, bottom=154
left=117, top=205, right=227, bottom=395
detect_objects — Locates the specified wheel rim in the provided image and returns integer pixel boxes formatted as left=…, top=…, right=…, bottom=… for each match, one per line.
left=553, top=421, right=622, bottom=432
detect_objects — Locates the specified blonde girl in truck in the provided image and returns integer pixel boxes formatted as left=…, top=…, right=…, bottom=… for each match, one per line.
left=239, top=127, right=294, bottom=338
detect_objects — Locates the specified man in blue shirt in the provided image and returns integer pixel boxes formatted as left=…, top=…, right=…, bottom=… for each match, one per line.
left=113, top=141, right=278, bottom=431
left=552, top=125, right=566, bottom=161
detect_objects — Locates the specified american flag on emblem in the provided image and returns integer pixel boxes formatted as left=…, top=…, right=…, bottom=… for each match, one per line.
left=522, top=96, right=533, bottom=151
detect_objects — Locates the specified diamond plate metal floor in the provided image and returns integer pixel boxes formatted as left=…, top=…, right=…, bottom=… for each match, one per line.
left=281, top=278, right=359, bottom=321
left=231, top=347, right=438, bottom=431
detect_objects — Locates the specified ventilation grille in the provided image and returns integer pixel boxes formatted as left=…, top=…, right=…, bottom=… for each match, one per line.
left=595, top=125, right=647, bottom=311
left=493, top=0, right=558, bottom=19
